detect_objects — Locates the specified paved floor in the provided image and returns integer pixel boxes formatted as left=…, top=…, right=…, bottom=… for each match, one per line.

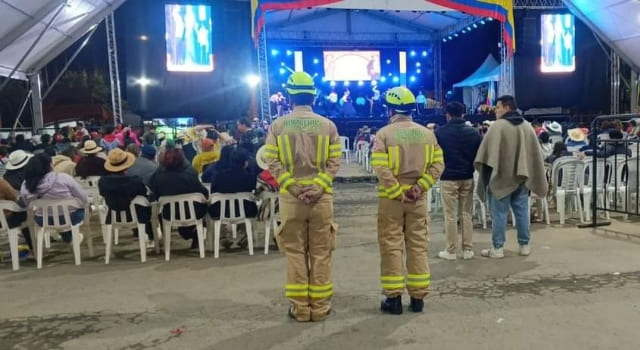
left=2, top=183, right=640, bottom=350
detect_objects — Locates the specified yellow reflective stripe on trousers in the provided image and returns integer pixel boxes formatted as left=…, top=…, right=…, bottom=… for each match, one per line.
left=371, top=152, right=389, bottom=167
left=285, top=284, right=309, bottom=297
left=381, top=275, right=405, bottom=290
left=406, top=273, right=431, bottom=288
left=309, top=283, right=333, bottom=298
left=277, top=135, right=294, bottom=174
left=388, top=146, right=400, bottom=176
left=329, top=143, right=342, bottom=157
left=316, top=135, right=329, bottom=171
left=265, top=144, right=279, bottom=159
left=432, top=147, right=444, bottom=163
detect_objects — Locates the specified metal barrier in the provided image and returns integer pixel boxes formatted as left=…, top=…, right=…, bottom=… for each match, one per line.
left=579, top=114, right=640, bottom=228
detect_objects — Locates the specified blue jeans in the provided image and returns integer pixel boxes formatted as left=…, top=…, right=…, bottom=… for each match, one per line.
left=488, top=184, right=530, bottom=249
left=34, top=209, right=85, bottom=243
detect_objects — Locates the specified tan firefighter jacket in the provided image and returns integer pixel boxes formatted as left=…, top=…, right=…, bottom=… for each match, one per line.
left=264, top=106, right=342, bottom=195
left=372, top=115, right=444, bottom=199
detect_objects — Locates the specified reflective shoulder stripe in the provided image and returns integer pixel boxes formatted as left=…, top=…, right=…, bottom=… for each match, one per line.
left=432, top=147, right=444, bottom=162
left=316, top=135, right=329, bottom=171
left=388, top=146, right=400, bottom=176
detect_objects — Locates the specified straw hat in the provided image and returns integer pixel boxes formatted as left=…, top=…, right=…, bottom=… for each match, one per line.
left=568, top=128, right=586, bottom=142
left=104, top=148, right=136, bottom=172
left=5, top=150, right=33, bottom=170
left=81, top=140, right=103, bottom=154
left=256, top=145, right=268, bottom=170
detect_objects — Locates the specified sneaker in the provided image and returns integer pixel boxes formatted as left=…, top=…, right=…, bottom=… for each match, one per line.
left=519, top=244, right=531, bottom=256
left=462, top=250, right=475, bottom=260
left=480, top=247, right=504, bottom=258
left=438, top=250, right=457, bottom=260
left=380, top=296, right=403, bottom=315
left=408, top=298, right=423, bottom=313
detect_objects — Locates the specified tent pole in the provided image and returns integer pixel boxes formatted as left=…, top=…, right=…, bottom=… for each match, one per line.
left=11, top=90, right=33, bottom=132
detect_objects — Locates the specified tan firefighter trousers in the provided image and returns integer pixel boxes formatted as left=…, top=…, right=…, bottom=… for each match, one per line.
left=276, top=192, right=336, bottom=322
left=440, top=179, right=474, bottom=253
left=377, top=197, right=431, bottom=299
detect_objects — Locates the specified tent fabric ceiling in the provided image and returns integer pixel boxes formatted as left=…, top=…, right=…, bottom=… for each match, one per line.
left=453, top=54, right=500, bottom=88
left=0, top=0, right=126, bottom=80
left=265, top=7, right=474, bottom=33
left=563, top=0, right=640, bottom=70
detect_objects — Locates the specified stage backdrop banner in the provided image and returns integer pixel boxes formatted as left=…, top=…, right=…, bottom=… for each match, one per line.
left=251, top=0, right=343, bottom=43
left=426, top=0, right=515, bottom=54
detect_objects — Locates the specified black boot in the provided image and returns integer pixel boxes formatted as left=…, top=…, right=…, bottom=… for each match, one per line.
left=409, top=298, right=423, bottom=312
left=380, top=296, right=403, bottom=315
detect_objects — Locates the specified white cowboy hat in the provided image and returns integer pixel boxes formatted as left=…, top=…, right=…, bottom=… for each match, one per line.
left=5, top=150, right=34, bottom=170
left=544, top=121, right=562, bottom=134
left=256, top=145, right=268, bottom=171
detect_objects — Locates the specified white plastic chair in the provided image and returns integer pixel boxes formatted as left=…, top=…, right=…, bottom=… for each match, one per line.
left=530, top=193, right=551, bottom=225
left=261, top=192, right=280, bottom=255
left=605, top=156, right=628, bottom=213
left=339, top=136, right=351, bottom=163
left=207, top=192, right=256, bottom=258
left=76, top=176, right=101, bottom=250
left=552, top=157, right=584, bottom=224
left=103, top=196, right=159, bottom=264
left=29, top=198, right=88, bottom=269
left=157, top=193, right=207, bottom=261
left=581, top=157, right=609, bottom=221
left=471, top=172, right=487, bottom=229
left=355, top=141, right=368, bottom=163
left=0, top=201, right=30, bottom=271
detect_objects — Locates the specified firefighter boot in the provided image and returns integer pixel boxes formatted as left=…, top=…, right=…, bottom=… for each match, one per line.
left=380, top=296, right=403, bottom=315
left=409, top=298, right=424, bottom=313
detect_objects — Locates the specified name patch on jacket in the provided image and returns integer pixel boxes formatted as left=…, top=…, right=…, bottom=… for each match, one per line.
left=393, top=129, right=428, bottom=144
left=283, top=119, right=321, bottom=134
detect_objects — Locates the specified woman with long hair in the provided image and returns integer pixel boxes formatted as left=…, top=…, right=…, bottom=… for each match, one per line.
left=20, top=153, right=89, bottom=243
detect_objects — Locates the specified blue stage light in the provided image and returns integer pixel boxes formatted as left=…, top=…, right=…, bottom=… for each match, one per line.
left=467, top=26, right=472, bottom=31
left=480, top=20, right=486, bottom=25
left=448, top=35, right=453, bottom=40
left=358, top=81, right=364, bottom=86
left=416, top=62, right=421, bottom=67
left=313, top=58, right=319, bottom=64
left=454, top=33, right=459, bottom=37
left=322, top=77, right=327, bottom=82
left=281, top=83, right=286, bottom=87
left=286, top=50, right=292, bottom=56
left=392, top=76, right=399, bottom=83
left=473, top=23, right=478, bottom=28
left=409, top=76, right=416, bottom=82
left=410, top=50, right=416, bottom=57
left=442, top=38, right=447, bottom=42
left=279, top=68, right=286, bottom=75
left=422, top=51, right=427, bottom=57
left=280, top=62, right=285, bottom=66
left=462, top=29, right=467, bottom=34
left=386, top=59, right=391, bottom=64
left=371, top=80, right=378, bottom=86
left=416, top=68, right=421, bottom=74
left=487, top=17, right=493, bottom=21
left=271, top=49, right=279, bottom=56
left=330, top=81, right=336, bottom=87
left=344, top=81, right=350, bottom=86
left=380, top=76, right=387, bottom=82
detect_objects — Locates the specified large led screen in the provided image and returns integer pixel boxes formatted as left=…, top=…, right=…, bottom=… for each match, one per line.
left=323, top=51, right=381, bottom=81
left=165, top=4, right=214, bottom=72
left=541, top=14, right=575, bottom=73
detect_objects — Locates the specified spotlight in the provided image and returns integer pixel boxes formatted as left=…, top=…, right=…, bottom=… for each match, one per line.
left=422, top=51, right=427, bottom=57
left=380, top=76, right=387, bottom=82
left=371, top=80, right=378, bottom=86
left=454, top=33, right=459, bottom=37
left=442, top=38, right=447, bottom=42
left=487, top=17, right=493, bottom=21
left=480, top=20, right=486, bottom=25
left=322, top=77, right=327, bottom=82
left=280, top=62, right=285, bottom=66
left=358, top=81, right=364, bottom=86
left=271, top=49, right=279, bottom=56
left=138, top=35, right=148, bottom=41
left=462, top=29, right=467, bottom=34
left=313, top=73, right=318, bottom=77
left=392, top=76, right=399, bottom=83
left=410, top=50, right=416, bottom=57
left=448, top=36, right=453, bottom=40
left=416, top=62, right=421, bottom=67
left=245, top=74, right=260, bottom=87
left=313, top=58, right=319, bottom=64
left=281, top=83, right=286, bottom=87
left=467, top=26, right=472, bottom=31
left=386, top=59, right=391, bottom=64
left=409, top=76, right=416, bottom=82
left=330, top=81, right=336, bottom=87
left=344, top=81, right=350, bottom=86
left=135, top=77, right=151, bottom=86
left=417, top=69, right=421, bottom=74
left=279, top=68, right=286, bottom=75
left=473, top=23, right=478, bottom=28
left=286, top=50, right=292, bottom=56
left=388, top=73, right=392, bottom=77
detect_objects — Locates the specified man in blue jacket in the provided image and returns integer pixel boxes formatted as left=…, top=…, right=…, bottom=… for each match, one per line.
left=435, top=102, right=482, bottom=260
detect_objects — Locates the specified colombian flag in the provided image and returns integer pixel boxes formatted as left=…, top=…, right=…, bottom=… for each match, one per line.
left=426, top=0, right=516, bottom=54
left=252, top=0, right=343, bottom=44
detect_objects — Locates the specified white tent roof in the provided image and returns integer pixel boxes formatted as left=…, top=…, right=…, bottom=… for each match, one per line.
left=0, top=0, right=127, bottom=80
left=453, top=54, right=500, bottom=88
left=564, top=0, right=640, bottom=71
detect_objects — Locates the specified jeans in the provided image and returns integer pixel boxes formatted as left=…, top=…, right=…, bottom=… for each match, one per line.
left=488, top=184, right=530, bottom=249
left=34, top=209, right=85, bottom=243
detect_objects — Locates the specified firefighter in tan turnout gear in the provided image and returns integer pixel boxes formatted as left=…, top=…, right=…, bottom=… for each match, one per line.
left=372, top=86, right=444, bottom=315
left=264, top=71, right=342, bottom=322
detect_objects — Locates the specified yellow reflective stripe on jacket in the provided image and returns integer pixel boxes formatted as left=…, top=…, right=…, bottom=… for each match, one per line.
left=309, top=283, right=333, bottom=298
left=277, top=135, right=295, bottom=174
left=377, top=183, right=412, bottom=199
left=423, top=145, right=433, bottom=173
left=388, top=146, right=400, bottom=176
left=278, top=172, right=295, bottom=192
left=329, top=143, right=342, bottom=157
left=313, top=172, right=333, bottom=194
left=381, top=275, right=405, bottom=290
left=406, top=273, right=431, bottom=288
left=371, top=152, right=389, bottom=167
left=285, top=283, right=309, bottom=297
left=316, top=135, right=330, bottom=171
left=264, top=144, right=279, bottom=159
left=418, top=173, right=436, bottom=192
left=432, top=147, right=444, bottom=163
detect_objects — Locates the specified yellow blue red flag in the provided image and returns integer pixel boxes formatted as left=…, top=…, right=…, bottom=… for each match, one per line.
left=252, top=0, right=343, bottom=44
left=427, top=0, right=515, bottom=54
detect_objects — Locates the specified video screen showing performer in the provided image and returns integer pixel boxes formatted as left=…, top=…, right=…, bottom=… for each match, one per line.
left=165, top=4, right=214, bottom=72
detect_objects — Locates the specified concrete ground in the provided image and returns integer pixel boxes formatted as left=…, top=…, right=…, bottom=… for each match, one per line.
left=2, top=182, right=640, bottom=350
